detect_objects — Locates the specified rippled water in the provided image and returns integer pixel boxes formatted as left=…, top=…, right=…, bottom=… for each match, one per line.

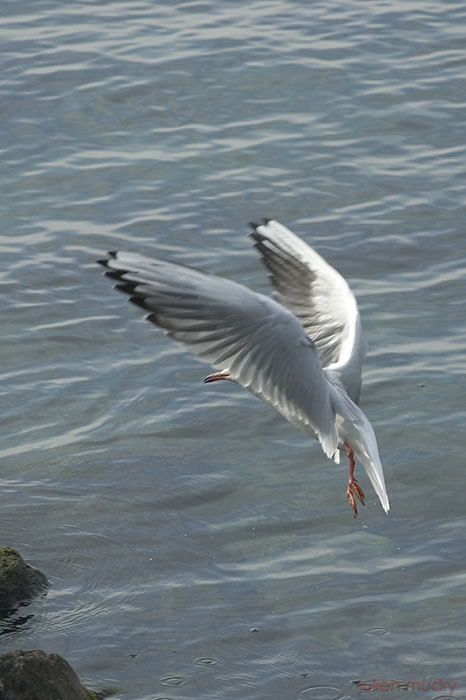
left=1, top=1, right=466, bottom=698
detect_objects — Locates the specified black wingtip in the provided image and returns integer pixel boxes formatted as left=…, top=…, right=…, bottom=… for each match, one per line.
left=115, top=282, right=137, bottom=295
left=129, top=296, right=148, bottom=311
left=249, top=229, right=266, bottom=244
left=97, top=251, right=118, bottom=268
left=249, top=222, right=264, bottom=244
left=249, top=218, right=273, bottom=236
left=146, top=312, right=159, bottom=324
left=104, top=269, right=126, bottom=281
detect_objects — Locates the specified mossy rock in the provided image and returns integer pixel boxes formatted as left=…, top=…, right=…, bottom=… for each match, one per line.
left=0, top=649, right=99, bottom=700
left=0, top=546, right=48, bottom=613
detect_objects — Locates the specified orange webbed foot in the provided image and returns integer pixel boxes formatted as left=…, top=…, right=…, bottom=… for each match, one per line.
left=346, top=478, right=365, bottom=517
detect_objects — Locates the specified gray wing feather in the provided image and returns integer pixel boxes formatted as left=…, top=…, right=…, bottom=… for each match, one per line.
left=100, top=252, right=339, bottom=461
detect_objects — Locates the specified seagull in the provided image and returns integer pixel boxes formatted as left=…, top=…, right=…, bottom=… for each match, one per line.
left=98, top=219, right=389, bottom=516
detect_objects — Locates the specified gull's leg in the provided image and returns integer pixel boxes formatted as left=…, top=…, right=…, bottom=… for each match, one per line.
left=203, top=371, right=230, bottom=383
left=345, top=442, right=365, bottom=517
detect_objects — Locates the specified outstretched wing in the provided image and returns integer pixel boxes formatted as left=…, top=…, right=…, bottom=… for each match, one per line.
left=99, top=252, right=340, bottom=461
left=250, top=219, right=366, bottom=404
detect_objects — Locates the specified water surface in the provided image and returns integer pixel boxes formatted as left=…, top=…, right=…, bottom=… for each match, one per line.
left=1, top=1, right=465, bottom=698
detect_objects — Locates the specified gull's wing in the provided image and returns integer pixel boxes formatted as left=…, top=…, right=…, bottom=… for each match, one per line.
left=250, top=220, right=366, bottom=404
left=99, top=252, right=341, bottom=461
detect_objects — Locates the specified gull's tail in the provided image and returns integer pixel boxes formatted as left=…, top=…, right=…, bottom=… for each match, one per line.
left=333, top=393, right=390, bottom=514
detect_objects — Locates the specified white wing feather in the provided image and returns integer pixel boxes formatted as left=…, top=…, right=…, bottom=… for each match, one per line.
left=251, top=220, right=366, bottom=403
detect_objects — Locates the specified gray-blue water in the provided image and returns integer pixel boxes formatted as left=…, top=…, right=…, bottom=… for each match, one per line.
left=1, top=1, right=465, bottom=698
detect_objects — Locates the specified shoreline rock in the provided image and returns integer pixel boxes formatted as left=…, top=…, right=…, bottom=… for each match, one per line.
left=0, top=649, right=98, bottom=700
left=0, top=546, right=48, bottom=613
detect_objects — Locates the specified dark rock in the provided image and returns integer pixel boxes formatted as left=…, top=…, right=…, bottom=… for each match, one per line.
left=0, top=547, right=48, bottom=613
left=0, top=649, right=97, bottom=700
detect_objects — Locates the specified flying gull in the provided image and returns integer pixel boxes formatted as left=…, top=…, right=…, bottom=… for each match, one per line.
left=98, top=219, right=389, bottom=516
